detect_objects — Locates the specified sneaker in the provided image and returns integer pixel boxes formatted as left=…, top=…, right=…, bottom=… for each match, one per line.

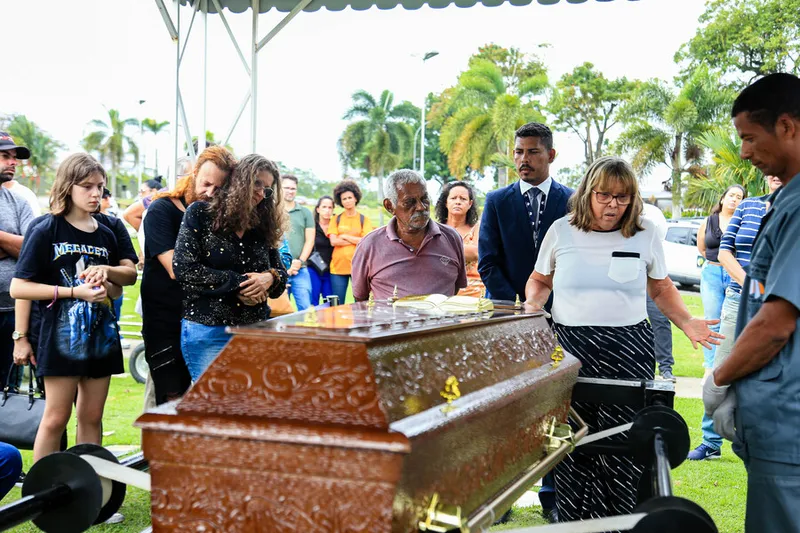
left=659, top=369, right=677, bottom=382
left=687, top=443, right=721, bottom=461
left=105, top=513, right=125, bottom=524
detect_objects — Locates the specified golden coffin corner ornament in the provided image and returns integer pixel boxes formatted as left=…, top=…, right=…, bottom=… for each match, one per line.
left=550, top=344, right=564, bottom=368
left=545, top=416, right=576, bottom=454
left=439, top=376, right=461, bottom=414
left=419, top=493, right=467, bottom=533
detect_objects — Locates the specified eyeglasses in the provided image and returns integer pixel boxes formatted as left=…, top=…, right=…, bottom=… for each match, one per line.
left=592, top=190, right=632, bottom=205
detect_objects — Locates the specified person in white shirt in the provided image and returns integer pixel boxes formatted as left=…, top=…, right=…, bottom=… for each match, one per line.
left=524, top=156, right=721, bottom=524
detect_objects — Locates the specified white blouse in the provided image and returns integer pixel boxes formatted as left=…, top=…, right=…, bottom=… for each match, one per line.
left=535, top=217, right=668, bottom=327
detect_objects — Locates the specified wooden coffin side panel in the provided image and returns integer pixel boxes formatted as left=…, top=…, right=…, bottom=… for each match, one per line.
left=176, top=335, right=389, bottom=429
left=139, top=414, right=409, bottom=532
left=369, top=315, right=557, bottom=422
left=389, top=355, right=581, bottom=533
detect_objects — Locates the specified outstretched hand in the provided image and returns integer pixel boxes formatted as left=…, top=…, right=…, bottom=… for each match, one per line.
left=682, top=317, right=724, bottom=350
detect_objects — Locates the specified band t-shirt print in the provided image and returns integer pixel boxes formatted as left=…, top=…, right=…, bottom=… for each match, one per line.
left=15, top=215, right=123, bottom=378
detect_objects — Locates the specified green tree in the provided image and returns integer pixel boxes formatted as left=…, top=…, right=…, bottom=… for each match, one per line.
left=141, top=118, right=169, bottom=174
left=82, top=108, right=139, bottom=197
left=548, top=63, right=637, bottom=167
left=685, top=128, right=765, bottom=210
left=615, top=68, right=734, bottom=217
left=675, top=0, right=800, bottom=83
left=433, top=50, right=548, bottom=188
left=338, top=89, right=418, bottom=218
left=5, top=114, right=64, bottom=193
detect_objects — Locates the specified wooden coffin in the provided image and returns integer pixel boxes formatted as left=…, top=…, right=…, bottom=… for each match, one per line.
left=136, top=301, right=580, bottom=532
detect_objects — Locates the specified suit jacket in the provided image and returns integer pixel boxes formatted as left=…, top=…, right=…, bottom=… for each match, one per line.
left=478, top=179, right=574, bottom=301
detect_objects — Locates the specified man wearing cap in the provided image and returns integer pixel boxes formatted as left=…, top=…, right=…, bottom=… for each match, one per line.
left=0, top=132, right=35, bottom=388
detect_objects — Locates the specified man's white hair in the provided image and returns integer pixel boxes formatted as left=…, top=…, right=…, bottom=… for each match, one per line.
left=384, top=169, right=425, bottom=205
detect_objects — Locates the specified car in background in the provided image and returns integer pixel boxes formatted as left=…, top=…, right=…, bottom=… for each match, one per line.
left=663, top=220, right=704, bottom=288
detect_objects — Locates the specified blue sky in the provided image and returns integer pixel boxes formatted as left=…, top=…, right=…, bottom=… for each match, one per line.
left=2, top=0, right=707, bottom=195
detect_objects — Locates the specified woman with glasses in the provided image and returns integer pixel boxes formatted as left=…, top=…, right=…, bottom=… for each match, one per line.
left=524, top=157, right=720, bottom=524
left=173, top=154, right=288, bottom=381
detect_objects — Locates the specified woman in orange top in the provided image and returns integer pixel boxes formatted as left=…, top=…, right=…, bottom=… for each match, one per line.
left=328, top=180, right=373, bottom=304
left=435, top=181, right=483, bottom=297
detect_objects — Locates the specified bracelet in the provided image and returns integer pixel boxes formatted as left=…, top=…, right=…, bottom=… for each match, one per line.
left=46, top=285, right=58, bottom=309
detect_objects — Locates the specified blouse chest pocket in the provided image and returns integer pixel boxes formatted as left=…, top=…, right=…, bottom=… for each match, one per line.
left=608, top=252, right=641, bottom=284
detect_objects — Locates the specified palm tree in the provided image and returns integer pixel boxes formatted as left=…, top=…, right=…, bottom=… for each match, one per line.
left=433, top=58, right=548, bottom=187
left=685, top=128, right=766, bottom=211
left=82, top=108, right=139, bottom=197
left=338, top=89, right=418, bottom=221
left=141, top=118, right=169, bottom=175
left=615, top=68, right=734, bottom=217
left=6, top=114, right=64, bottom=193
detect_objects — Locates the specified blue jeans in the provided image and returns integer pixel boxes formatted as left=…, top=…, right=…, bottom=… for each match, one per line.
left=0, top=442, right=22, bottom=500
left=701, top=289, right=741, bottom=451
left=700, top=263, right=729, bottom=368
left=113, top=295, right=124, bottom=340
left=308, top=268, right=333, bottom=306
left=180, top=320, right=232, bottom=381
left=288, top=266, right=313, bottom=311
left=330, top=274, right=350, bottom=305
left=646, top=295, right=673, bottom=373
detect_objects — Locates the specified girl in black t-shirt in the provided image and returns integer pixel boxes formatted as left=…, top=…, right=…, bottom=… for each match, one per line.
left=10, top=153, right=137, bottom=462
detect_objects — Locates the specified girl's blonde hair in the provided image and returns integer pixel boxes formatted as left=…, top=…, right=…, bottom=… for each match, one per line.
left=50, top=153, right=107, bottom=216
left=569, top=156, right=644, bottom=238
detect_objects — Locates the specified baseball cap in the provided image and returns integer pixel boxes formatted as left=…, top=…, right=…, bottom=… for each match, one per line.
left=0, top=132, right=31, bottom=159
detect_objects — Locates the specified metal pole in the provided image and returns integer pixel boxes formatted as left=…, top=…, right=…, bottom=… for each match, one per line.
left=419, top=95, right=426, bottom=179
left=652, top=432, right=673, bottom=498
left=173, top=0, right=181, bottom=190
left=250, top=0, right=258, bottom=152
left=202, top=0, right=208, bottom=151
left=138, top=100, right=145, bottom=195
left=0, top=485, right=71, bottom=531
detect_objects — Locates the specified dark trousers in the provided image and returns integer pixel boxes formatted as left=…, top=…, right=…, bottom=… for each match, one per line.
left=142, top=323, right=191, bottom=405
left=646, top=295, right=673, bottom=373
left=0, top=311, right=15, bottom=388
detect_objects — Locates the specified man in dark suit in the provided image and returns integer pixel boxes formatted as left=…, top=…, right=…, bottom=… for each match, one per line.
left=478, top=122, right=573, bottom=523
left=479, top=122, right=573, bottom=302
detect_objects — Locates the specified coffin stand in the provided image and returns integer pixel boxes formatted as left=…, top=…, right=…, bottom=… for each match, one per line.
left=136, top=302, right=581, bottom=532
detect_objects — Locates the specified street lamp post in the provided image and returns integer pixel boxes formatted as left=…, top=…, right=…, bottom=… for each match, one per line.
left=419, top=51, right=439, bottom=179
left=138, top=99, right=146, bottom=197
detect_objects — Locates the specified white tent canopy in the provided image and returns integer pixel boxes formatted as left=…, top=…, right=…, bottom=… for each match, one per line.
left=155, top=0, right=639, bottom=181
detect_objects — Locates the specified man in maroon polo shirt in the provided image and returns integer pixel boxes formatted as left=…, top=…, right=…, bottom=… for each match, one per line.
left=351, top=169, right=467, bottom=301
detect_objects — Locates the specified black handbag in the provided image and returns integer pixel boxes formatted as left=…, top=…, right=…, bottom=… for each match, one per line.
left=0, top=363, right=46, bottom=450
left=307, top=250, right=328, bottom=274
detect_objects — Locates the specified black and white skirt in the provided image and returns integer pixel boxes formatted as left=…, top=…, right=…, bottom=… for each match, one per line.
left=553, top=320, right=656, bottom=524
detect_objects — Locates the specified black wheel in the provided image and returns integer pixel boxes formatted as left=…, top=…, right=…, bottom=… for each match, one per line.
left=128, top=343, right=148, bottom=384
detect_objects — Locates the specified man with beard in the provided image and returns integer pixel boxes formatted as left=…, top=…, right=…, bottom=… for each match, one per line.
left=477, top=122, right=572, bottom=523
left=141, top=146, right=234, bottom=403
left=0, top=133, right=35, bottom=388
left=351, top=169, right=466, bottom=301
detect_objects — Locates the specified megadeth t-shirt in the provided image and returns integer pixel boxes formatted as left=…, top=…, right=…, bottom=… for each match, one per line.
left=15, top=215, right=123, bottom=377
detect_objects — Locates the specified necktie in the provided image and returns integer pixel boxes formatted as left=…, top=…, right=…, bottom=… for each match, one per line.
left=524, top=188, right=547, bottom=245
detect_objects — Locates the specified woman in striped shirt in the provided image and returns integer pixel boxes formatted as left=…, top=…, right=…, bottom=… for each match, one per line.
left=687, top=175, right=782, bottom=461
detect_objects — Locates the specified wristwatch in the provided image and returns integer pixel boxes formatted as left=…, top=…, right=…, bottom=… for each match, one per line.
left=11, top=331, right=26, bottom=341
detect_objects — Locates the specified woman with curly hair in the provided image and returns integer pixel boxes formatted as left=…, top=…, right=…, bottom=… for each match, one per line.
left=327, top=180, right=373, bottom=304
left=435, top=181, right=484, bottom=297
left=173, top=154, right=289, bottom=380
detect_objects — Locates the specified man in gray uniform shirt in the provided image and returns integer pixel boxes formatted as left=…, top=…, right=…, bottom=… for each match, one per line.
left=0, top=132, right=34, bottom=389
left=705, top=73, right=800, bottom=532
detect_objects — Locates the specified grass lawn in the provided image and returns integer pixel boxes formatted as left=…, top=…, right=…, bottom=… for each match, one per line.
left=2, top=274, right=743, bottom=532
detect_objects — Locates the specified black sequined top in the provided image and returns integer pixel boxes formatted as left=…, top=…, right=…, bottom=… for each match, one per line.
left=173, top=201, right=288, bottom=327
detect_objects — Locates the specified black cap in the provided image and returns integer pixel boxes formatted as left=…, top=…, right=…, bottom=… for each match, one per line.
left=0, top=132, right=31, bottom=159
left=102, top=188, right=112, bottom=198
